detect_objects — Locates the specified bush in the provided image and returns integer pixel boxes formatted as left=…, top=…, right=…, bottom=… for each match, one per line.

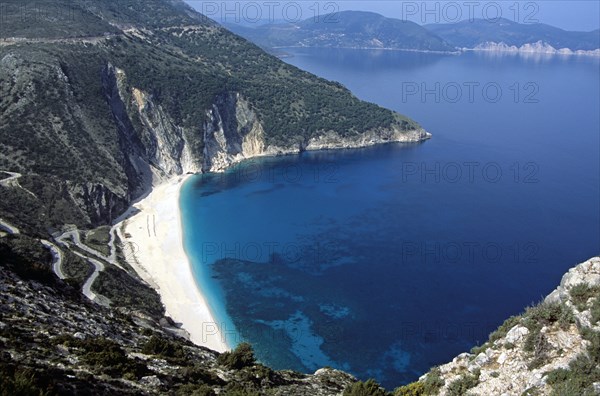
left=569, top=284, right=600, bottom=311
left=524, top=302, right=573, bottom=329
left=176, top=383, right=216, bottom=396
left=217, top=343, right=256, bottom=370
left=591, top=296, right=600, bottom=324
left=447, top=371, right=479, bottom=396
left=422, top=367, right=445, bottom=394
left=222, top=383, right=260, bottom=396
left=60, top=337, right=148, bottom=379
left=394, top=381, right=424, bottom=396
left=343, top=379, right=388, bottom=396
left=523, top=326, right=551, bottom=369
left=471, top=315, right=521, bottom=355
left=141, top=335, right=185, bottom=360
left=546, top=329, right=600, bottom=395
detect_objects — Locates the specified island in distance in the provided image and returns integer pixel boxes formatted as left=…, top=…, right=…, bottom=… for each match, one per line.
left=225, top=10, right=600, bottom=56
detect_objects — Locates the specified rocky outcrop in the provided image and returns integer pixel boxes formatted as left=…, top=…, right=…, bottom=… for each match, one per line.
left=413, top=257, right=600, bottom=396
left=202, top=92, right=266, bottom=172
left=67, top=182, right=129, bottom=226
left=468, top=41, right=600, bottom=57
left=305, top=126, right=431, bottom=151
left=102, top=63, right=201, bottom=191
left=202, top=92, right=431, bottom=172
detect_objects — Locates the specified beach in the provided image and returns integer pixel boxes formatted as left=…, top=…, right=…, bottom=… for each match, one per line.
left=117, top=176, right=229, bottom=353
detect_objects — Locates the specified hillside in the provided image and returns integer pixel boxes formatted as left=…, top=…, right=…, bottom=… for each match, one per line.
left=0, top=0, right=427, bottom=236
left=426, top=18, right=600, bottom=51
left=224, top=11, right=455, bottom=52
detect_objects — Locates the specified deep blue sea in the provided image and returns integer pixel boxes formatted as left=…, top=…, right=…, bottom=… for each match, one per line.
left=181, top=49, right=600, bottom=388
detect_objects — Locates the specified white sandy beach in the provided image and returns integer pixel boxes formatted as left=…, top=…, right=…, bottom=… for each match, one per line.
left=117, top=176, right=229, bottom=353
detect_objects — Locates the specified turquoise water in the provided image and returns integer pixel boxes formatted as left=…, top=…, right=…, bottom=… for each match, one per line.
left=180, top=50, right=600, bottom=388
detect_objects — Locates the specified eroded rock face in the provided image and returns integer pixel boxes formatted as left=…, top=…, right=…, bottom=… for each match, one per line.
left=202, top=92, right=266, bottom=172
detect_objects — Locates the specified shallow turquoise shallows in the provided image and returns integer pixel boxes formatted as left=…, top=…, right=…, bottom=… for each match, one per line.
left=180, top=49, right=600, bottom=388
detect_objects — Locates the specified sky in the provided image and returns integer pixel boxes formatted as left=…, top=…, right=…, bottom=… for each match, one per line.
left=186, top=1, right=600, bottom=31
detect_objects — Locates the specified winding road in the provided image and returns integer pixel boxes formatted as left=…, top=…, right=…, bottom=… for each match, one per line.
left=41, top=239, right=66, bottom=280
left=0, top=218, right=20, bottom=235
left=0, top=170, right=36, bottom=198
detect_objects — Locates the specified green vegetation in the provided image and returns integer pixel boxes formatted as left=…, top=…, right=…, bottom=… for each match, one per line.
left=546, top=329, right=600, bottom=395
left=520, top=301, right=575, bottom=369
left=446, top=370, right=480, bottom=396
left=0, top=234, right=53, bottom=283
left=60, top=250, right=94, bottom=288
left=0, top=362, right=59, bottom=396
left=92, top=266, right=164, bottom=319
left=569, top=284, right=600, bottom=311
left=422, top=367, right=445, bottom=394
left=591, top=295, right=600, bottom=324
left=141, top=334, right=185, bottom=361
left=176, top=383, right=216, bottom=396
left=222, top=383, right=261, bottom=396
left=471, top=315, right=521, bottom=355
left=217, top=343, right=256, bottom=370
left=82, top=226, right=111, bottom=256
left=54, top=336, right=149, bottom=379
left=394, top=381, right=425, bottom=396
left=522, top=302, right=574, bottom=330
left=343, top=379, right=388, bottom=396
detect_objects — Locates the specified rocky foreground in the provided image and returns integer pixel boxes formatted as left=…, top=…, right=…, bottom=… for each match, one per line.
left=397, top=257, right=600, bottom=396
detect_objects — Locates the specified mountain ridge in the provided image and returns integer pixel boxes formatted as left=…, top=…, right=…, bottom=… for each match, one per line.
left=225, top=11, right=600, bottom=55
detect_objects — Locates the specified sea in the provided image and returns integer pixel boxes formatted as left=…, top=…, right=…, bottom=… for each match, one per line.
left=180, top=48, right=600, bottom=388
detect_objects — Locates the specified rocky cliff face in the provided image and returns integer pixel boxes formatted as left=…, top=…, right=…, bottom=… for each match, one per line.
left=103, top=65, right=430, bottom=178
left=406, top=256, right=600, bottom=396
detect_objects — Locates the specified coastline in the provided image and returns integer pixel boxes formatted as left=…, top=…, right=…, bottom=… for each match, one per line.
left=117, top=175, right=229, bottom=353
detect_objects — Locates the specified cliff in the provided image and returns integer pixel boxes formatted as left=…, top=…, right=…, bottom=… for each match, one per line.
left=395, top=257, right=600, bottom=396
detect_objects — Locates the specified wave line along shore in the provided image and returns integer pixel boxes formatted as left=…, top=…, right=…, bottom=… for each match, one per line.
left=116, top=175, right=229, bottom=353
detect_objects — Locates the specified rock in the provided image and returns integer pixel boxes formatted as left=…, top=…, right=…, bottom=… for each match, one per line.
left=474, top=352, right=489, bottom=366
left=505, top=325, right=529, bottom=343
left=140, top=375, right=162, bottom=387
left=497, top=352, right=508, bottom=365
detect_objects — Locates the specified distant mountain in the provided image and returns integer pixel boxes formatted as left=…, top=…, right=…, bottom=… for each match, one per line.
left=225, top=11, right=456, bottom=52
left=426, top=18, right=600, bottom=52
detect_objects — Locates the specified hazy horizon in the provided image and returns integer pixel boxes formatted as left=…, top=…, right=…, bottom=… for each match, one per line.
left=186, top=1, right=600, bottom=32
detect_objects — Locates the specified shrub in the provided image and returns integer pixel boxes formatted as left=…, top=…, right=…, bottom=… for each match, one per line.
left=63, top=338, right=149, bottom=379
left=141, top=335, right=185, bottom=360
left=176, top=383, right=216, bottom=396
left=569, top=284, right=600, bottom=311
left=394, top=381, right=424, bottom=396
left=222, top=383, right=260, bottom=396
left=524, top=302, right=573, bottom=329
left=447, top=371, right=479, bottom=396
left=180, top=366, right=225, bottom=386
left=591, top=296, right=600, bottom=324
left=343, top=379, right=388, bottom=396
left=471, top=315, right=521, bottom=355
left=422, top=367, right=445, bottom=394
left=217, top=343, right=256, bottom=370
left=546, top=329, right=600, bottom=395
left=523, top=326, right=551, bottom=369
